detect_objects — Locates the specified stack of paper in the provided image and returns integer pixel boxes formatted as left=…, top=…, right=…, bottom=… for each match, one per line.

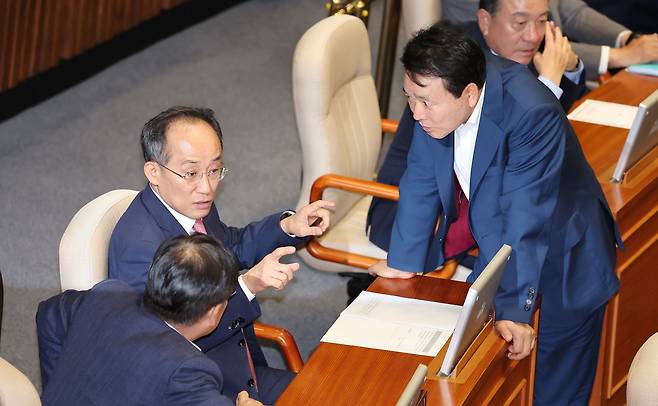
left=321, top=291, right=462, bottom=356
left=567, top=99, right=638, bottom=129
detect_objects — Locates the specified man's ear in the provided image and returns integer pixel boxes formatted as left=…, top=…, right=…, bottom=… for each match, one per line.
left=463, top=83, right=481, bottom=108
left=477, top=8, right=491, bottom=37
left=208, top=302, right=227, bottom=325
left=144, top=161, right=160, bottom=186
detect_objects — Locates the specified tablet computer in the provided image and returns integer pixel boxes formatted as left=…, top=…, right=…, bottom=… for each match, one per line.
left=439, top=244, right=512, bottom=376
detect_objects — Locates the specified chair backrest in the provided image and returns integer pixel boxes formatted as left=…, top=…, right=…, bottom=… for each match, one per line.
left=0, top=356, right=41, bottom=406
left=402, top=0, right=441, bottom=39
left=293, top=15, right=382, bottom=222
left=627, top=332, right=658, bottom=406
left=59, top=189, right=138, bottom=291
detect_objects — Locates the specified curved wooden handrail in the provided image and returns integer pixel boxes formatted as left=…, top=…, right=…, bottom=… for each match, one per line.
left=308, top=173, right=460, bottom=279
left=381, top=118, right=399, bottom=134
left=254, top=322, right=303, bottom=373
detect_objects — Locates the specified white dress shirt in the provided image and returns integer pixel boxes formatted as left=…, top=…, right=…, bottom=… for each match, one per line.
left=164, top=321, right=202, bottom=351
left=151, top=186, right=256, bottom=301
left=454, top=84, right=486, bottom=199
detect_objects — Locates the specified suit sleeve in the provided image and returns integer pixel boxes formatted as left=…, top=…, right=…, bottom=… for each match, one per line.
left=214, top=212, right=303, bottom=270
left=367, top=105, right=415, bottom=251
left=495, top=105, right=566, bottom=323
left=387, top=125, right=443, bottom=273
left=164, top=356, right=233, bottom=406
left=558, top=69, right=587, bottom=111
left=36, top=289, right=88, bottom=389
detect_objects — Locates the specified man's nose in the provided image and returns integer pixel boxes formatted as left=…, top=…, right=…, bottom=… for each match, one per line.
left=195, top=172, right=213, bottom=194
left=522, top=23, right=540, bottom=43
left=409, top=100, right=425, bottom=120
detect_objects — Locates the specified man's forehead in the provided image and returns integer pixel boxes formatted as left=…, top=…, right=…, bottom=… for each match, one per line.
left=404, top=73, right=446, bottom=93
left=497, top=0, right=548, bottom=16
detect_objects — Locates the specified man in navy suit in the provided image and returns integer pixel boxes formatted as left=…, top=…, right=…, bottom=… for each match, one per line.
left=39, top=234, right=262, bottom=405
left=368, top=0, right=587, bottom=252
left=369, top=21, right=621, bottom=405
left=108, top=106, right=333, bottom=404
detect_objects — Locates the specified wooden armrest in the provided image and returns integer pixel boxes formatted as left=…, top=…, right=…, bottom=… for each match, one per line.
left=381, top=118, right=399, bottom=134
left=253, top=322, right=303, bottom=373
left=308, top=174, right=399, bottom=269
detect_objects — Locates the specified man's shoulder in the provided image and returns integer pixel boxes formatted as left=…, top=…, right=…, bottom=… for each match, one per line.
left=111, top=187, right=164, bottom=244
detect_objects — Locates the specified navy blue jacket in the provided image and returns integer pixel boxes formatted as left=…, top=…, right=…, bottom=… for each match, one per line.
left=38, top=280, right=233, bottom=406
left=366, top=21, right=587, bottom=251
left=387, top=54, right=620, bottom=323
left=108, top=185, right=301, bottom=400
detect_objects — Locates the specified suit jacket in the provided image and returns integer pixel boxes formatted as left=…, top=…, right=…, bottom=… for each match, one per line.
left=38, top=280, right=233, bottom=406
left=441, top=0, right=629, bottom=80
left=387, top=54, right=621, bottom=323
left=366, top=21, right=586, bottom=251
left=108, top=185, right=301, bottom=400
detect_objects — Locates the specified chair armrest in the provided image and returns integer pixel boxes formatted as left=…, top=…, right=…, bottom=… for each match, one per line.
left=253, top=322, right=303, bottom=373
left=307, top=174, right=458, bottom=279
left=381, top=118, right=399, bottom=134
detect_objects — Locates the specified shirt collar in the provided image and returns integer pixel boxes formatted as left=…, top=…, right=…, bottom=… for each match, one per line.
left=150, top=185, right=196, bottom=235
left=163, top=320, right=202, bottom=351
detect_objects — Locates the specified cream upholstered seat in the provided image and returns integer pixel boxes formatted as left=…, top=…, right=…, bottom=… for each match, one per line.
left=627, top=332, right=658, bottom=406
left=293, top=15, right=391, bottom=274
left=0, top=356, right=41, bottom=406
left=59, top=189, right=138, bottom=290
left=402, top=0, right=442, bottom=39
left=58, top=189, right=303, bottom=372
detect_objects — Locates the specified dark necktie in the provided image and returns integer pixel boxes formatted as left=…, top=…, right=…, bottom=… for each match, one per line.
left=443, top=175, right=476, bottom=259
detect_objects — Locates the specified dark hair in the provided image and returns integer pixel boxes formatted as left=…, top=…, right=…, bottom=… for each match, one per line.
left=479, top=0, right=500, bottom=15
left=140, top=106, right=224, bottom=164
left=402, top=20, right=486, bottom=97
left=143, top=234, right=238, bottom=325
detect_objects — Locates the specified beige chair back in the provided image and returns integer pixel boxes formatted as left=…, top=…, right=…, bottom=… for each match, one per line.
left=628, top=332, right=658, bottom=406
left=0, top=356, right=41, bottom=406
left=402, top=0, right=441, bottom=39
left=59, top=189, right=138, bottom=290
left=293, top=14, right=382, bottom=223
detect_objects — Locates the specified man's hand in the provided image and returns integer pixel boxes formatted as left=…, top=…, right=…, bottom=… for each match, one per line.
left=368, top=260, right=416, bottom=279
left=533, top=21, right=576, bottom=86
left=495, top=320, right=535, bottom=360
left=610, top=33, right=658, bottom=68
left=280, top=200, right=335, bottom=237
left=242, top=246, right=299, bottom=294
left=236, top=390, right=263, bottom=406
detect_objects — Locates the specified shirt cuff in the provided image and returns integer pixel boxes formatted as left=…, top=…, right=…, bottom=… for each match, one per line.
left=563, top=59, right=584, bottom=84
left=599, top=46, right=610, bottom=74
left=537, top=75, right=564, bottom=100
left=615, top=30, right=632, bottom=48
left=238, top=275, right=256, bottom=301
left=279, top=210, right=297, bottom=238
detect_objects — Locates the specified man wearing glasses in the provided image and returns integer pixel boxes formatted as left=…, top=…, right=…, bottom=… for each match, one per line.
left=108, top=106, right=333, bottom=404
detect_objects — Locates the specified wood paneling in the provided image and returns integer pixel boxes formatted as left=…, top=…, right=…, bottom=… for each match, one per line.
left=0, top=0, right=194, bottom=92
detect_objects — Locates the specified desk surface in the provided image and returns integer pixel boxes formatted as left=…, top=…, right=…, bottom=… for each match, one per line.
left=277, top=277, right=532, bottom=406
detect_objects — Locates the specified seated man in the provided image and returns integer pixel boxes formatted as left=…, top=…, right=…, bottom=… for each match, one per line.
left=108, top=106, right=333, bottom=404
left=370, top=21, right=621, bottom=404
left=443, top=0, right=658, bottom=80
left=38, top=234, right=262, bottom=405
left=368, top=0, right=585, bottom=252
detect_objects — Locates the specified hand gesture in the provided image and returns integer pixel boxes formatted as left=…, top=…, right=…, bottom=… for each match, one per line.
left=368, top=260, right=416, bottom=279
left=280, top=200, right=335, bottom=237
left=615, top=33, right=658, bottom=67
left=494, top=320, right=535, bottom=360
left=236, top=391, right=263, bottom=406
left=242, top=246, right=299, bottom=294
left=533, top=21, right=576, bottom=86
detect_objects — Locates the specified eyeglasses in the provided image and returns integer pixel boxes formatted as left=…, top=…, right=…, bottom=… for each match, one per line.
left=159, top=163, right=229, bottom=184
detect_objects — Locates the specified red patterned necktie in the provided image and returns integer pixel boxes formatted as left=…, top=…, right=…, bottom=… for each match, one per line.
left=192, top=218, right=207, bottom=235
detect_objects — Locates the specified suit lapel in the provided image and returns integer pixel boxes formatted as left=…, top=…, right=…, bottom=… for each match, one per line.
left=433, top=131, right=457, bottom=223
left=141, top=185, right=188, bottom=237
left=470, top=57, right=505, bottom=200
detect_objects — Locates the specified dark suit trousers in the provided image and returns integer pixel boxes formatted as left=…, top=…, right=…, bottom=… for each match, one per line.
left=535, top=255, right=606, bottom=405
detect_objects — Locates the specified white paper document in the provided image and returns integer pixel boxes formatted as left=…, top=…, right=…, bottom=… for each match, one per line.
left=321, top=291, right=462, bottom=356
left=567, top=99, right=638, bottom=129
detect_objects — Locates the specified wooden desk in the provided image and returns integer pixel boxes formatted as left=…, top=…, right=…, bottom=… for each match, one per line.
left=277, top=277, right=536, bottom=405
left=569, top=71, right=658, bottom=406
